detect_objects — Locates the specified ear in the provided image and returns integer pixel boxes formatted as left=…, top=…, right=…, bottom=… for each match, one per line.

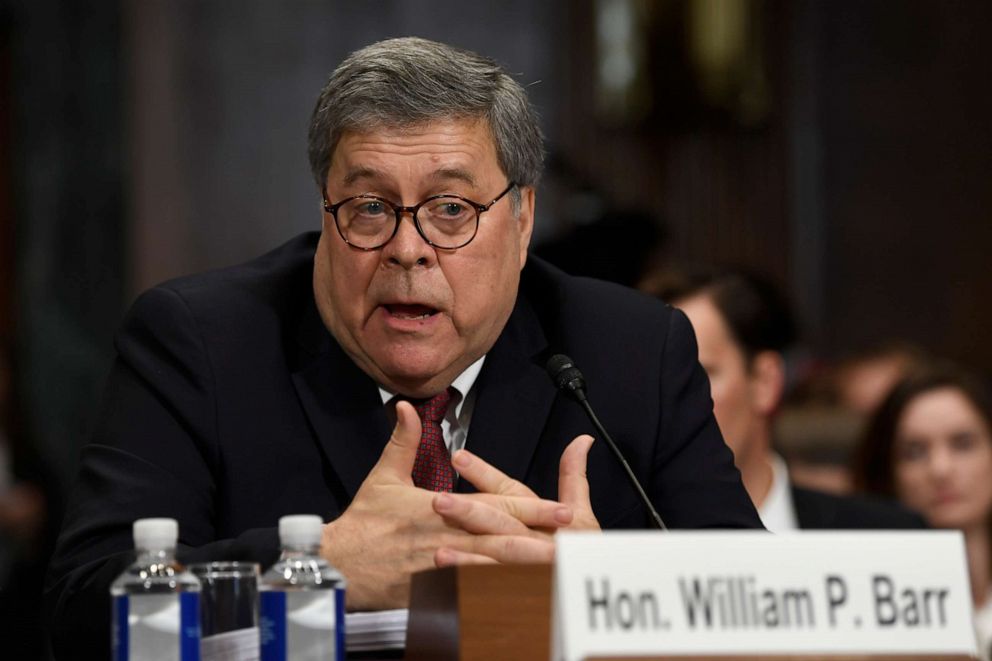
left=749, top=350, right=786, bottom=416
left=516, top=185, right=536, bottom=269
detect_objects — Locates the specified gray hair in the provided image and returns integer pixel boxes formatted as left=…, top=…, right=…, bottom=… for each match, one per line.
left=307, top=37, right=544, bottom=211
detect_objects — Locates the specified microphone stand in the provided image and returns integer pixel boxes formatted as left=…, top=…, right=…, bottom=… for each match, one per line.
left=571, top=388, right=667, bottom=531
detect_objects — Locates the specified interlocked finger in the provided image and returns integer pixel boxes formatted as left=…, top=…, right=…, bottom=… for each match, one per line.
left=433, top=492, right=571, bottom=535
left=443, top=532, right=557, bottom=565
left=451, top=449, right=538, bottom=497
left=434, top=548, right=498, bottom=568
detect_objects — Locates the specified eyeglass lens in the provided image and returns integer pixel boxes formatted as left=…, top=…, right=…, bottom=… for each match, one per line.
left=338, top=197, right=477, bottom=249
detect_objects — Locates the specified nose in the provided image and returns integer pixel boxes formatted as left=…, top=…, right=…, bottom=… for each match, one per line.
left=926, top=445, right=955, bottom=481
left=381, top=210, right=436, bottom=269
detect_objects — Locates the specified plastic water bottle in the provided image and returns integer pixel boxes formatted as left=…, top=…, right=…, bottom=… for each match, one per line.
left=110, top=517, right=201, bottom=660
left=259, top=515, right=345, bottom=660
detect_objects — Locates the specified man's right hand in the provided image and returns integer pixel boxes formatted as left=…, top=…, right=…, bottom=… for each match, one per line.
left=320, top=401, right=573, bottom=610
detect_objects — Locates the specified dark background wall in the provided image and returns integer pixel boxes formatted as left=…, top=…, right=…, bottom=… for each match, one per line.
left=0, top=2, right=990, bottom=655
left=5, top=0, right=125, bottom=496
left=816, top=2, right=992, bottom=367
left=4, top=0, right=990, bottom=508
left=552, top=0, right=992, bottom=362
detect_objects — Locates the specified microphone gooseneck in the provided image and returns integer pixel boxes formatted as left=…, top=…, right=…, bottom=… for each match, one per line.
left=545, top=354, right=667, bottom=531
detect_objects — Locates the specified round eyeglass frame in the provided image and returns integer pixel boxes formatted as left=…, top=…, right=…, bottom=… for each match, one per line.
left=322, top=182, right=516, bottom=251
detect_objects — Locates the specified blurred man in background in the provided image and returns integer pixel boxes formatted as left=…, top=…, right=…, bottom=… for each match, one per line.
left=658, top=268, right=925, bottom=531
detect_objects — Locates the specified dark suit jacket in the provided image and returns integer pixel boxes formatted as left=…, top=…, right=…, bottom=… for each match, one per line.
left=792, top=485, right=928, bottom=529
left=45, top=232, right=760, bottom=657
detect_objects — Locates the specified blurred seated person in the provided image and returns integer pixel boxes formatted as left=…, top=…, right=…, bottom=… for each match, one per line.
left=770, top=342, right=924, bottom=496
left=774, top=403, right=863, bottom=495
left=0, top=349, right=53, bottom=660
left=0, top=346, right=47, bottom=562
left=853, top=362, right=992, bottom=659
left=46, top=37, right=760, bottom=659
left=655, top=268, right=925, bottom=531
left=832, top=341, right=926, bottom=415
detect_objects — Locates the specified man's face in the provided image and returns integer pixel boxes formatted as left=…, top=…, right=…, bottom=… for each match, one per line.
left=313, top=118, right=534, bottom=397
left=677, top=294, right=763, bottom=465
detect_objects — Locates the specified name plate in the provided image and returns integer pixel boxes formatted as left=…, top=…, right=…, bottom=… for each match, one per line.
left=552, top=531, right=976, bottom=660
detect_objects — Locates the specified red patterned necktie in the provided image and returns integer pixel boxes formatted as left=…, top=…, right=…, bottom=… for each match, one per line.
left=411, top=388, right=455, bottom=492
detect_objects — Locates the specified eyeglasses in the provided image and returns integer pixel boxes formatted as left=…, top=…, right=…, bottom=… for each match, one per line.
left=322, top=182, right=516, bottom=250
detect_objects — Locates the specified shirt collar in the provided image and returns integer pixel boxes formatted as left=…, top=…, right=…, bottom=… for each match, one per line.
left=377, top=355, right=486, bottom=416
left=758, top=453, right=800, bottom=533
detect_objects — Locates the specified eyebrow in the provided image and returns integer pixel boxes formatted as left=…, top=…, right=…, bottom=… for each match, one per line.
left=339, top=166, right=478, bottom=189
left=341, top=167, right=385, bottom=187
left=428, top=168, right=477, bottom=187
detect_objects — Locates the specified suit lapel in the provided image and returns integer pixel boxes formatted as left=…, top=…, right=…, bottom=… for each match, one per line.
left=457, top=294, right=554, bottom=493
left=291, top=301, right=390, bottom=502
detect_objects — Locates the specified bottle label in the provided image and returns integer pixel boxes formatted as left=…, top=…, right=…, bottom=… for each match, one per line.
left=180, top=592, right=201, bottom=661
left=113, top=595, right=128, bottom=661
left=259, top=589, right=344, bottom=660
left=112, top=593, right=200, bottom=661
left=259, top=591, right=287, bottom=660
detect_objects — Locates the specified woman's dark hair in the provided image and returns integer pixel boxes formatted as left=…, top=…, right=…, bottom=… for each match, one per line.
left=852, top=361, right=992, bottom=498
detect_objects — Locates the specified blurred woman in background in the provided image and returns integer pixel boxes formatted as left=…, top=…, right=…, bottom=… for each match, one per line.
left=854, top=362, right=992, bottom=659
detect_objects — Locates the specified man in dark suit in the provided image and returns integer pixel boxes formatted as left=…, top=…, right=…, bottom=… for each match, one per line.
left=661, top=269, right=925, bottom=530
left=45, top=38, right=761, bottom=656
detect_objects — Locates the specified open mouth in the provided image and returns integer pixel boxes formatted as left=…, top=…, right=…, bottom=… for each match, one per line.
left=384, top=303, right=439, bottom=320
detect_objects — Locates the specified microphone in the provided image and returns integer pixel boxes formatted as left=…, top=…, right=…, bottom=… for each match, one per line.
left=545, top=354, right=667, bottom=530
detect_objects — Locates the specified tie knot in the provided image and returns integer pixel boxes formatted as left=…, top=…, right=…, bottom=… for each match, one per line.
left=413, top=388, right=453, bottom=425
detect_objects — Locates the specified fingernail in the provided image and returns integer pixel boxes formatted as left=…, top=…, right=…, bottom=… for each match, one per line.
left=554, top=507, right=572, bottom=524
left=452, top=451, right=471, bottom=469
left=434, top=493, right=454, bottom=511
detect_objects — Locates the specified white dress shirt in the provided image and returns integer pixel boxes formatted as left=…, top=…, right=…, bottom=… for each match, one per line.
left=377, top=355, right=486, bottom=453
left=758, top=453, right=800, bottom=533
left=973, top=590, right=992, bottom=661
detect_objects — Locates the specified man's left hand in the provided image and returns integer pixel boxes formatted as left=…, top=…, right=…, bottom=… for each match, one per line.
left=432, top=434, right=600, bottom=566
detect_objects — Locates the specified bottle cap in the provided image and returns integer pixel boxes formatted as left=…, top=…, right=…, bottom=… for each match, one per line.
left=279, top=514, right=323, bottom=547
left=133, top=517, right=179, bottom=550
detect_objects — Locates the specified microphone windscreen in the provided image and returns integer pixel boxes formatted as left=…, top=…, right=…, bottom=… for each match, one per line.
left=545, top=353, right=573, bottom=377
left=545, top=354, right=585, bottom=392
